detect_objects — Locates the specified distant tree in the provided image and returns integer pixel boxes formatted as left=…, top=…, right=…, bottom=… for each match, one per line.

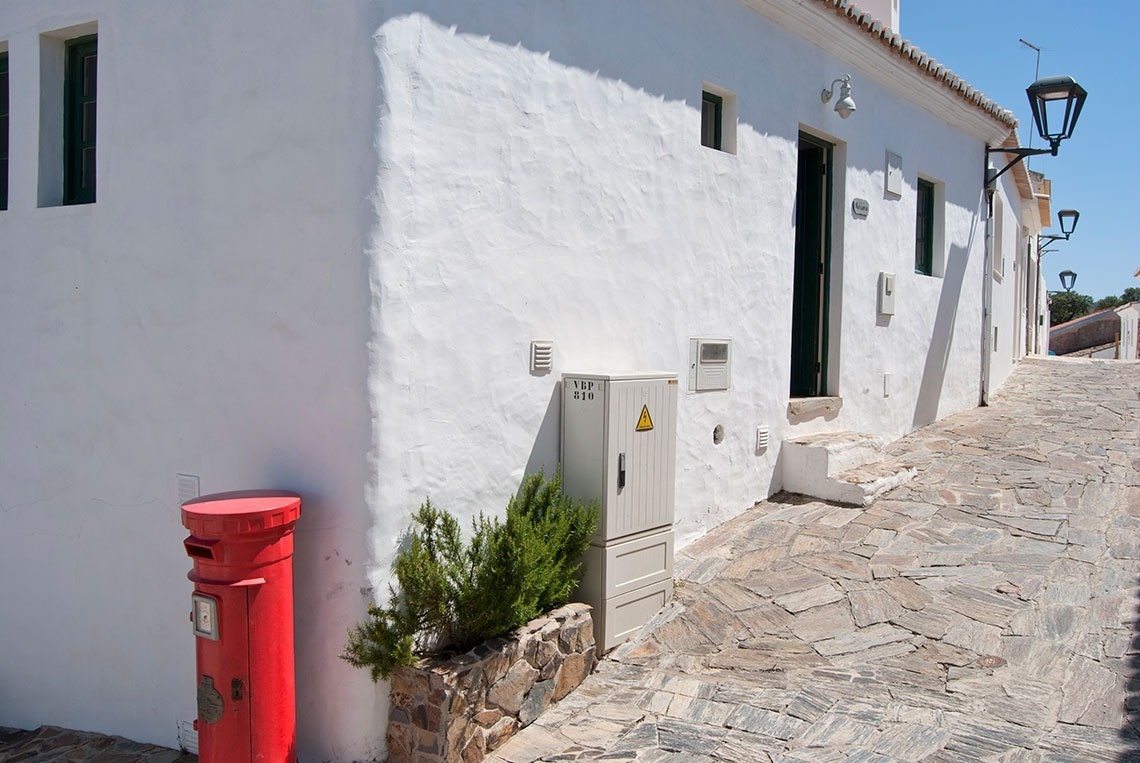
left=1049, top=291, right=1094, bottom=326
left=1122, top=286, right=1140, bottom=303
left=1094, top=295, right=1124, bottom=310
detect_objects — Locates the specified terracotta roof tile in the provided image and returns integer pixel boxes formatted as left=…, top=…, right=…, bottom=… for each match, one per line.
left=811, top=0, right=1018, bottom=130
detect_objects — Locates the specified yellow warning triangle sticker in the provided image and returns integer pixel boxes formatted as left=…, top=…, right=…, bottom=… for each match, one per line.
left=636, top=405, right=654, bottom=432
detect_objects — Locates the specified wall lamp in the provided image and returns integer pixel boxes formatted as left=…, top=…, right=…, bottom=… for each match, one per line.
left=822, top=75, right=856, bottom=119
left=986, top=75, right=1088, bottom=187
left=1038, top=208, right=1080, bottom=255
left=1059, top=269, right=1078, bottom=292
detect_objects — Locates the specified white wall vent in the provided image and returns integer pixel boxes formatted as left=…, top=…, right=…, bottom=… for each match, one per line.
left=177, top=474, right=200, bottom=505
left=756, top=425, right=770, bottom=452
left=530, top=340, right=554, bottom=373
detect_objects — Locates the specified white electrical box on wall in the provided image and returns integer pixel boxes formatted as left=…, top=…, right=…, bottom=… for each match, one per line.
left=561, top=371, right=678, bottom=651
left=878, top=272, right=896, bottom=316
left=688, top=338, right=731, bottom=391
left=561, top=372, right=678, bottom=543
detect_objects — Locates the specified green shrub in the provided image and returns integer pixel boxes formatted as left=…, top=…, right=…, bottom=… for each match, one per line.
left=341, top=470, right=598, bottom=680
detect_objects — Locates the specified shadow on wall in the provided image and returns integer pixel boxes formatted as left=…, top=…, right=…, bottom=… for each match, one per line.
left=912, top=206, right=982, bottom=428
left=525, top=382, right=563, bottom=480
left=376, top=0, right=816, bottom=148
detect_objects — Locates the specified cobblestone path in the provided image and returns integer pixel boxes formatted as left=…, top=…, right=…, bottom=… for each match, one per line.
left=0, top=725, right=195, bottom=761
left=490, top=358, right=1140, bottom=762
left=3, top=358, right=1137, bottom=762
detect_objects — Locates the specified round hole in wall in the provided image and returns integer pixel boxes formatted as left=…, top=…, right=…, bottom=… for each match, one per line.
left=712, top=424, right=725, bottom=445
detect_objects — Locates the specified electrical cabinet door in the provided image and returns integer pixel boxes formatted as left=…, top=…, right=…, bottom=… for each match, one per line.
left=561, top=373, right=677, bottom=543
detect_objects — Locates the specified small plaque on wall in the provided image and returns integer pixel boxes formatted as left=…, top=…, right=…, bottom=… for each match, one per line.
left=852, top=198, right=869, bottom=218
left=885, top=151, right=903, bottom=198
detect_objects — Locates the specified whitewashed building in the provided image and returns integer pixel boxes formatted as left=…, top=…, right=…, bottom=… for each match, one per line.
left=0, top=1, right=1054, bottom=759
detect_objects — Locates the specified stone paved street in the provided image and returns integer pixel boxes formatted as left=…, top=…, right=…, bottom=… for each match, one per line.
left=489, top=358, right=1140, bottom=763
left=0, top=725, right=196, bottom=762
left=2, top=357, right=1137, bottom=762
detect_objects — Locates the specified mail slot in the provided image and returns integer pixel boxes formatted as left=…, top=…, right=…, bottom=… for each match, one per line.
left=182, top=490, right=302, bottom=763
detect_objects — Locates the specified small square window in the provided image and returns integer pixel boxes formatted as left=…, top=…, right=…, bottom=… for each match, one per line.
left=700, top=85, right=736, bottom=154
left=701, top=91, right=723, bottom=151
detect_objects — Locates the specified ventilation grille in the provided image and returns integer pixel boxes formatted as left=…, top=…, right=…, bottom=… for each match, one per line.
left=530, top=341, right=554, bottom=373
left=177, top=474, right=200, bottom=506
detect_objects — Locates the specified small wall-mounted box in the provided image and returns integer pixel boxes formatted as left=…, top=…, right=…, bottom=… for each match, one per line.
left=878, top=272, right=896, bottom=316
left=688, top=338, right=732, bottom=391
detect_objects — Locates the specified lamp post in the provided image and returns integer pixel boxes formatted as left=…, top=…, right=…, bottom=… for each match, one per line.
left=1038, top=208, right=1080, bottom=256
left=1028, top=208, right=1079, bottom=355
left=985, top=76, right=1088, bottom=187
left=1059, top=270, right=1078, bottom=293
left=982, top=76, right=1086, bottom=399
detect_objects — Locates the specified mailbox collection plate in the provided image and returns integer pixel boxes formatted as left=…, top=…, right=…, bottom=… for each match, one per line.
left=192, top=593, right=220, bottom=640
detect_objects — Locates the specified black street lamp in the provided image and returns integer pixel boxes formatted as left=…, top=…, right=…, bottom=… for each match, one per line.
left=986, top=75, right=1088, bottom=187
left=1059, top=270, right=1078, bottom=292
left=1039, top=208, right=1080, bottom=255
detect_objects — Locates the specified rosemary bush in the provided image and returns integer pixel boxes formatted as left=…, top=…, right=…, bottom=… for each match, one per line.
left=342, top=470, right=598, bottom=680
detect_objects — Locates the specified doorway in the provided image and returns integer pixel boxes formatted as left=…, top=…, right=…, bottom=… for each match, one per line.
left=790, top=133, right=833, bottom=398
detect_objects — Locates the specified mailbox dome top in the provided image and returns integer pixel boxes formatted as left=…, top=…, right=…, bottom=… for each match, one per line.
left=182, top=490, right=301, bottom=537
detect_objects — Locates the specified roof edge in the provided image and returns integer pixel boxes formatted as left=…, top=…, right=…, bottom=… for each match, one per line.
left=809, top=0, right=1018, bottom=132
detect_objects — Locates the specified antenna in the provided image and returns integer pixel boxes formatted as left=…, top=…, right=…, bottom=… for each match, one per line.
left=1019, top=39, right=1043, bottom=152
left=1019, top=38, right=1042, bottom=79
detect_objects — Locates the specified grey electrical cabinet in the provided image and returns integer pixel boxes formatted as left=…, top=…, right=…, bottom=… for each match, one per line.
left=561, top=372, right=678, bottom=542
left=561, top=371, right=678, bottom=651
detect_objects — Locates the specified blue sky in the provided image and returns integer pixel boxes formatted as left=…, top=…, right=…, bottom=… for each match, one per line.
left=903, top=0, right=1139, bottom=301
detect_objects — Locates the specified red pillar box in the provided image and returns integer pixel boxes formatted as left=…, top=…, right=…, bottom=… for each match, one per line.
left=182, top=490, right=302, bottom=763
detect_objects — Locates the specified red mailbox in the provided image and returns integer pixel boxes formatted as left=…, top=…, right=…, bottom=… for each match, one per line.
left=182, top=490, right=302, bottom=762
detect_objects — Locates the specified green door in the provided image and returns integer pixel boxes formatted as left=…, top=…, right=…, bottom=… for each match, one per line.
left=790, top=134, right=832, bottom=397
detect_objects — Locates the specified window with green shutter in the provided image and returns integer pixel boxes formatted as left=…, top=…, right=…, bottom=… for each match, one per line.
left=915, top=178, right=934, bottom=275
left=1, top=52, right=9, bottom=210
left=64, top=35, right=96, bottom=205
left=701, top=91, right=723, bottom=151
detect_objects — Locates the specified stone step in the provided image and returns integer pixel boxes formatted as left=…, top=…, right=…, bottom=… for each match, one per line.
left=782, top=431, right=885, bottom=497
left=781, top=431, right=914, bottom=506
left=826, top=461, right=917, bottom=506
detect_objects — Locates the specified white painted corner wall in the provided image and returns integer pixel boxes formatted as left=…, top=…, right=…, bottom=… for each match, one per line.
left=0, top=1, right=1030, bottom=760
left=370, top=0, right=995, bottom=568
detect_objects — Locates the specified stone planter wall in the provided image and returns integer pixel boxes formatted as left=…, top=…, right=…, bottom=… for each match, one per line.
left=387, top=603, right=597, bottom=762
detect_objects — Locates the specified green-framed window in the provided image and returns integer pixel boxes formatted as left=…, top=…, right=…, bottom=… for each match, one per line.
left=914, top=178, right=934, bottom=275
left=1, top=52, right=9, bottom=210
left=64, top=34, right=96, bottom=205
left=701, top=91, right=723, bottom=151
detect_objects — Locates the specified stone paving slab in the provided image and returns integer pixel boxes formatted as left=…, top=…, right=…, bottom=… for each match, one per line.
left=488, top=358, right=1140, bottom=762
left=0, top=725, right=196, bottom=762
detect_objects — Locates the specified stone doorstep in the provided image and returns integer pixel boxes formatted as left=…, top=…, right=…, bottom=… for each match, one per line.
left=829, top=462, right=918, bottom=507
left=784, top=431, right=886, bottom=479
left=782, top=431, right=909, bottom=506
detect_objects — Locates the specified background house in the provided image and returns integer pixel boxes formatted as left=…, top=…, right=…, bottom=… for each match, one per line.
left=0, top=1, right=1049, bottom=759
left=1050, top=303, right=1140, bottom=359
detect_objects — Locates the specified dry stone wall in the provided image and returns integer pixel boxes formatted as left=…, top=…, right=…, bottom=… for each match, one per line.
left=387, top=603, right=597, bottom=762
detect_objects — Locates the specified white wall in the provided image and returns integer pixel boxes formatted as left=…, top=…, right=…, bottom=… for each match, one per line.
left=0, top=1, right=1007, bottom=760
left=1115, top=304, right=1139, bottom=360
left=985, top=173, right=1028, bottom=393
left=369, top=0, right=990, bottom=592
left=0, top=2, right=386, bottom=760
